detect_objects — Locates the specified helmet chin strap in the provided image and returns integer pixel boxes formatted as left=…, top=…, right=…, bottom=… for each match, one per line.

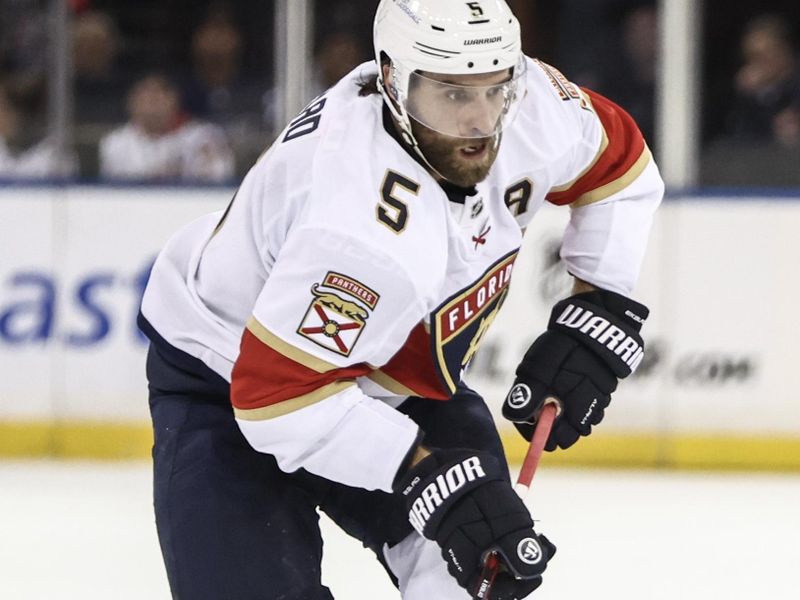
left=401, top=124, right=452, bottom=186
left=377, top=81, right=449, bottom=184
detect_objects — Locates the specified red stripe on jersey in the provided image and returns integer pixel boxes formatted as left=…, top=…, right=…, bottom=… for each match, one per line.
left=231, top=328, right=370, bottom=411
left=379, top=323, right=450, bottom=400
left=546, top=89, right=646, bottom=206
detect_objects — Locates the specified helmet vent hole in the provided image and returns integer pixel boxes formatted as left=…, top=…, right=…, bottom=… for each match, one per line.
left=493, top=59, right=499, bottom=66
left=468, top=61, right=475, bottom=68
left=431, top=25, right=445, bottom=32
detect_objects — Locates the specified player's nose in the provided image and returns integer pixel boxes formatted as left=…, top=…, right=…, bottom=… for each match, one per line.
left=458, top=99, right=497, bottom=138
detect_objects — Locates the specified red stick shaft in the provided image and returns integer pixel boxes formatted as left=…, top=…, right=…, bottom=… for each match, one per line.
left=516, top=402, right=558, bottom=491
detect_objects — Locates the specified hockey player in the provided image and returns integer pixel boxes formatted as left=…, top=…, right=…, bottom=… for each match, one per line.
left=139, top=1, right=663, bottom=598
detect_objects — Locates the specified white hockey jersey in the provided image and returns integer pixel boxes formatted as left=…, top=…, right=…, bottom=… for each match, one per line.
left=140, top=58, right=664, bottom=493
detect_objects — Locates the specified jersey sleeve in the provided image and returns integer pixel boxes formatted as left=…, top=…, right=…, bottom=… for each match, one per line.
left=545, top=88, right=654, bottom=208
left=230, top=224, right=433, bottom=492
left=541, top=77, right=664, bottom=294
left=559, top=158, right=663, bottom=294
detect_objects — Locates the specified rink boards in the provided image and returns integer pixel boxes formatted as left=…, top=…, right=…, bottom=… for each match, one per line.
left=0, top=185, right=798, bottom=470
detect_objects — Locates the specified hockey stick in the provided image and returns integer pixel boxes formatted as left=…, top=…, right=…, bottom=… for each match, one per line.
left=473, top=400, right=560, bottom=600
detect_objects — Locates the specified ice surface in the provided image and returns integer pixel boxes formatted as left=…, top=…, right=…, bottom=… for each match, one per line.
left=1, top=461, right=797, bottom=599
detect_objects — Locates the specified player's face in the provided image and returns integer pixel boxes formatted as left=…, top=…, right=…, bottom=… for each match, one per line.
left=409, top=70, right=511, bottom=187
left=409, top=70, right=513, bottom=138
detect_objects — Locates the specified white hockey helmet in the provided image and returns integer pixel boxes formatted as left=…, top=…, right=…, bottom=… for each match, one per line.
left=373, top=0, right=527, bottom=141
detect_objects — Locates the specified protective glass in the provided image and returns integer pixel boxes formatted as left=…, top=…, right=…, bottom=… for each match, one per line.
left=404, top=58, right=528, bottom=140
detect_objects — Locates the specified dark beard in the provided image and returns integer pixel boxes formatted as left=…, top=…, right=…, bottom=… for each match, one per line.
left=410, top=119, right=500, bottom=188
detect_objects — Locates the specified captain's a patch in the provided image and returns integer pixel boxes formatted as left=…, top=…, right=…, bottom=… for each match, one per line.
left=297, top=272, right=380, bottom=357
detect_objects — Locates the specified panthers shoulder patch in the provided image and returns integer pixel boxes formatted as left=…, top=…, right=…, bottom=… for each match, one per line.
left=297, top=272, right=380, bottom=357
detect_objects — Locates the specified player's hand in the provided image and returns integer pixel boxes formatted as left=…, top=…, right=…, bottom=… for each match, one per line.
left=503, top=289, right=649, bottom=450
left=395, top=448, right=555, bottom=595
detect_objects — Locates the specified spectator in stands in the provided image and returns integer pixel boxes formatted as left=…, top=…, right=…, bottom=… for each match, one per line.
left=99, top=73, right=235, bottom=182
left=180, top=8, right=269, bottom=176
left=181, top=10, right=264, bottom=128
left=263, top=29, right=368, bottom=132
left=0, top=81, right=76, bottom=179
left=72, top=10, right=128, bottom=124
left=0, top=0, right=49, bottom=139
left=593, top=1, right=659, bottom=148
left=725, top=14, right=800, bottom=147
left=0, top=0, right=47, bottom=78
left=310, top=30, right=368, bottom=97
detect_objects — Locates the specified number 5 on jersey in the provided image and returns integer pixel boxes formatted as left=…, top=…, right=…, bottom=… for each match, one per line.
left=377, top=170, right=419, bottom=234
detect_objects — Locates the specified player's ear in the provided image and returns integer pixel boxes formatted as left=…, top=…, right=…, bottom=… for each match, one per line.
left=382, top=63, right=393, bottom=90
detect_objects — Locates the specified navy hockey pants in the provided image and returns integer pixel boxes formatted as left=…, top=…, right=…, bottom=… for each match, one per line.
left=146, top=342, right=508, bottom=600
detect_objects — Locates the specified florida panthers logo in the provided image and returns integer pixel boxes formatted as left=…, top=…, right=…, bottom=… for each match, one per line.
left=430, top=251, right=517, bottom=392
left=310, top=284, right=369, bottom=323
left=297, top=272, right=380, bottom=357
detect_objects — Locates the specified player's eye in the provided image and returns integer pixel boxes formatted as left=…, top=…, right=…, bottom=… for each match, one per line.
left=486, top=86, right=503, bottom=100
left=445, top=89, right=470, bottom=103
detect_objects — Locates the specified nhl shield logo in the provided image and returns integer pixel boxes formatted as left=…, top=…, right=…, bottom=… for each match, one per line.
left=297, top=273, right=380, bottom=357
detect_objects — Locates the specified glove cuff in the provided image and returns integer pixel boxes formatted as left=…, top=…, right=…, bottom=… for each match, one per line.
left=566, top=290, right=649, bottom=331
left=390, top=429, right=427, bottom=491
left=549, top=290, right=649, bottom=377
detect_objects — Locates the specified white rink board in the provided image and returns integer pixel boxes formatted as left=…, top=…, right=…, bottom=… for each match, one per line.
left=0, top=186, right=229, bottom=421
left=0, top=187, right=798, bottom=436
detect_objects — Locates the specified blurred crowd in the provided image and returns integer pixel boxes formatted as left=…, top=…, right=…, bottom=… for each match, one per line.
left=0, top=0, right=797, bottom=185
left=0, top=0, right=373, bottom=183
left=726, top=15, right=800, bottom=146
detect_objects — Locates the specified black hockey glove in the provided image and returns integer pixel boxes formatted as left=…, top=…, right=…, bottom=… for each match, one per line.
left=395, top=448, right=555, bottom=598
left=503, top=289, right=649, bottom=451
